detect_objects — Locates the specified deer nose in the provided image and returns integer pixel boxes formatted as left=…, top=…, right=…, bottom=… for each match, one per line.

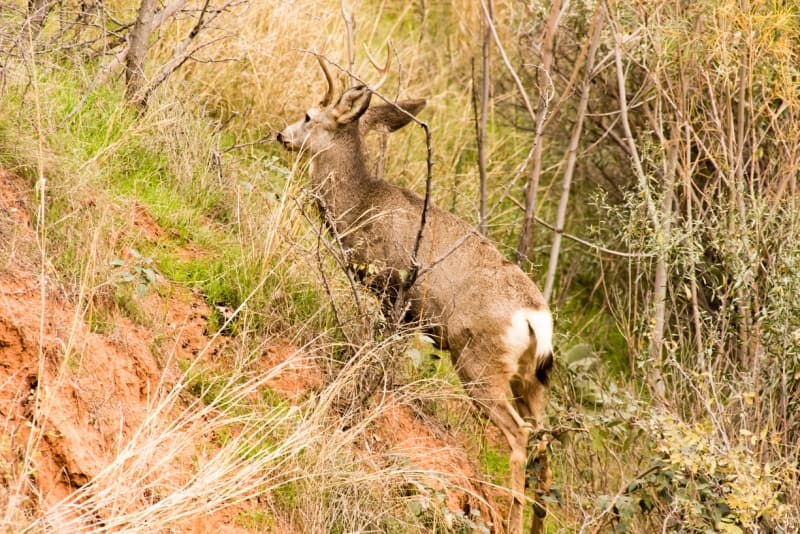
left=276, top=132, right=284, bottom=144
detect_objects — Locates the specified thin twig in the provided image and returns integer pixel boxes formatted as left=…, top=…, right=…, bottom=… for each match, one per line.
left=543, top=4, right=604, bottom=301
left=414, top=230, right=479, bottom=281
left=514, top=0, right=561, bottom=265
left=478, top=0, right=537, bottom=122
left=606, top=3, right=659, bottom=231
left=314, top=216, right=355, bottom=347
left=341, top=0, right=355, bottom=74
left=293, top=193, right=364, bottom=318
left=61, top=0, right=190, bottom=123
left=508, top=196, right=652, bottom=258
left=221, top=135, right=270, bottom=153
left=476, top=0, right=493, bottom=236
left=138, top=0, right=234, bottom=106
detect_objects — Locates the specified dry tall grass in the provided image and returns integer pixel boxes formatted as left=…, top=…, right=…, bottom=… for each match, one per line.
left=1, top=0, right=798, bottom=532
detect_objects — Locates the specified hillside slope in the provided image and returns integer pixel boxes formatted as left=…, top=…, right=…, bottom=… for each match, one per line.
left=0, top=170, right=508, bottom=532
left=2, top=0, right=798, bottom=531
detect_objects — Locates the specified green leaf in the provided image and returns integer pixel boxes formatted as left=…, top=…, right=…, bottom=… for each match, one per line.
left=718, top=520, right=743, bottom=534
left=564, top=343, right=595, bottom=364
left=137, top=283, right=149, bottom=298
left=615, top=495, right=637, bottom=519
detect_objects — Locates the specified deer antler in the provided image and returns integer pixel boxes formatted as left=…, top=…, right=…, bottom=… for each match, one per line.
left=363, top=43, right=392, bottom=92
left=317, top=55, right=336, bottom=107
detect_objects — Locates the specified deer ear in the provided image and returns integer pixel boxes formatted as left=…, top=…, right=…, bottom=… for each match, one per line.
left=333, top=86, right=372, bottom=124
left=360, top=99, right=426, bottom=134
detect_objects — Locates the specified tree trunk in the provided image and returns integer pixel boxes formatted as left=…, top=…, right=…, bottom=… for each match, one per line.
left=515, top=0, right=561, bottom=265
left=125, top=0, right=158, bottom=106
left=542, top=9, right=603, bottom=302
left=476, top=0, right=493, bottom=236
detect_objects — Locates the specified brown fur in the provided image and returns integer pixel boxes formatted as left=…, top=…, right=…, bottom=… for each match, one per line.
left=278, top=81, right=553, bottom=534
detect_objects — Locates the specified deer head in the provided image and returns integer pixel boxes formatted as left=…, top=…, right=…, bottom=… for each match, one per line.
left=277, top=51, right=425, bottom=157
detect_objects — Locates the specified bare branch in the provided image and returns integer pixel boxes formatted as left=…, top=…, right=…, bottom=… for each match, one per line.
left=543, top=4, right=604, bottom=302
left=476, top=0, right=493, bottom=236
left=137, top=0, right=237, bottom=106
left=607, top=4, right=659, bottom=231
left=341, top=0, right=356, bottom=73
left=478, top=0, right=537, bottom=122
left=62, top=0, right=189, bottom=121
left=295, top=192, right=364, bottom=318
left=26, top=0, right=53, bottom=41
left=515, top=0, right=561, bottom=265
left=508, top=196, right=652, bottom=259
left=221, top=135, right=270, bottom=154
left=414, top=230, right=480, bottom=280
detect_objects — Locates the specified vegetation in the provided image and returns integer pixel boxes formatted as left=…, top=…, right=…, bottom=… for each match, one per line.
left=1, top=0, right=798, bottom=532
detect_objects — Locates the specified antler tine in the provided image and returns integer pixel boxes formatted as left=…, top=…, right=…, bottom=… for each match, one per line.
left=317, top=55, right=335, bottom=107
left=363, top=43, right=392, bottom=92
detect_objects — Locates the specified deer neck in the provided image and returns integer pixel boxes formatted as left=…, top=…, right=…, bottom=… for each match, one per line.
left=309, top=133, right=373, bottom=229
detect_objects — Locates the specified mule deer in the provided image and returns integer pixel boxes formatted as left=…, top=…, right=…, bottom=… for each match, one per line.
left=277, top=53, right=554, bottom=534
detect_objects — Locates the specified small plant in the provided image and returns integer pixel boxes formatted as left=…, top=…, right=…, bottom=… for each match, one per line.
left=407, top=480, right=493, bottom=534
left=111, top=247, right=160, bottom=297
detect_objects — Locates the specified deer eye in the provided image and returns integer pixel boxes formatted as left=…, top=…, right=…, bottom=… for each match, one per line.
left=304, top=113, right=311, bottom=123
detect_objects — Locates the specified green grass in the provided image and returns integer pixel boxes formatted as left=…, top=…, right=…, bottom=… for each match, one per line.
left=479, top=441, right=510, bottom=487
left=236, top=509, right=278, bottom=531
left=3, top=2, right=797, bottom=531
left=4, top=67, right=330, bottom=338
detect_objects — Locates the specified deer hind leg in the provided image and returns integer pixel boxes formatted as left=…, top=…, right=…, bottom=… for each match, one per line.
left=511, top=350, right=553, bottom=534
left=457, top=358, right=530, bottom=534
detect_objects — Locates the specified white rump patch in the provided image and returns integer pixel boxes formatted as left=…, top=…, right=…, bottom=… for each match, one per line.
left=502, top=308, right=554, bottom=361
left=526, top=309, right=553, bottom=357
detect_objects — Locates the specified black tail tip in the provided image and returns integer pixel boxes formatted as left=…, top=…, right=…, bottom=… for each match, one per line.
left=535, top=352, right=554, bottom=385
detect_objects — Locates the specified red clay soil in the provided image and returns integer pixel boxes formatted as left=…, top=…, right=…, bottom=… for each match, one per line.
left=370, top=395, right=507, bottom=531
left=0, top=169, right=30, bottom=226
left=131, top=201, right=164, bottom=241
left=0, top=268, right=164, bottom=502
left=0, top=170, right=510, bottom=532
left=0, top=171, right=167, bottom=513
left=0, top=172, right=248, bottom=531
left=0, top=172, right=167, bottom=507
left=256, top=344, right=508, bottom=532
left=258, top=342, right=325, bottom=401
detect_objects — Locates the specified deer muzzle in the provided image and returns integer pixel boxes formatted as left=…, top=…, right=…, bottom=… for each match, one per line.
left=277, top=124, right=304, bottom=151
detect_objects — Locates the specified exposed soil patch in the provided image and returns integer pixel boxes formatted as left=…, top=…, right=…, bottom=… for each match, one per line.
left=141, top=285, right=221, bottom=363
left=0, top=170, right=250, bottom=530
left=0, top=169, right=30, bottom=226
left=259, top=342, right=324, bottom=401
left=0, top=267, right=166, bottom=505
left=0, top=168, right=512, bottom=532
left=255, top=342, right=508, bottom=531
left=131, top=201, right=164, bottom=241
left=371, top=395, right=506, bottom=531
